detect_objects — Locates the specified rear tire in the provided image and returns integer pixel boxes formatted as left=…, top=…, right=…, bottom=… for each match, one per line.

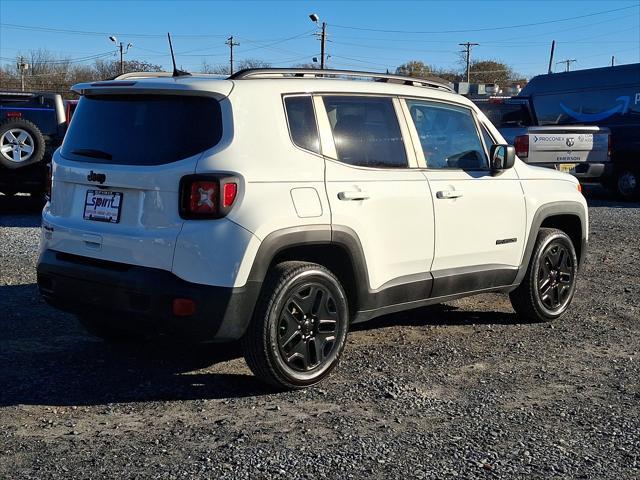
left=242, top=261, right=349, bottom=389
left=509, top=228, right=578, bottom=322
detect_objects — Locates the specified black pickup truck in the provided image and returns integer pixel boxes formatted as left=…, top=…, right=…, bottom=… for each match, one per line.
left=0, top=91, right=68, bottom=197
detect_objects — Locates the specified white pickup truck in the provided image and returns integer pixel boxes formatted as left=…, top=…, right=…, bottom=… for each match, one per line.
left=475, top=98, right=611, bottom=182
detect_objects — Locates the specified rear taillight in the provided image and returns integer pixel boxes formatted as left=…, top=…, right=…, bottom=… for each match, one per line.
left=179, top=175, right=238, bottom=219
left=515, top=135, right=529, bottom=158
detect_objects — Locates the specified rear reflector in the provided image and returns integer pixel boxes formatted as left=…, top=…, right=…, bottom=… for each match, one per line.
left=223, top=182, right=238, bottom=208
left=515, top=135, right=529, bottom=158
left=173, top=298, right=197, bottom=316
left=6, top=111, right=21, bottom=118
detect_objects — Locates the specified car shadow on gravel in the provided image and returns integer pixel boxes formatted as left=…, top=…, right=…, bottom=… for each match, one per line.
left=0, top=284, right=270, bottom=407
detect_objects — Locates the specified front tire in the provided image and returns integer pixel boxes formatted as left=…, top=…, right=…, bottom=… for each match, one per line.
left=242, top=261, right=349, bottom=389
left=510, top=228, right=578, bottom=322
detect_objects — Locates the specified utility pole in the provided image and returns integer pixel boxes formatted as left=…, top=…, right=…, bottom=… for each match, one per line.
left=17, top=57, right=29, bottom=91
left=108, top=37, right=132, bottom=75
left=226, top=36, right=240, bottom=74
left=611, top=55, right=615, bottom=67
left=459, top=42, right=479, bottom=83
left=556, top=59, right=576, bottom=72
left=319, top=22, right=326, bottom=69
left=118, top=43, right=124, bottom=74
left=547, top=40, right=556, bottom=74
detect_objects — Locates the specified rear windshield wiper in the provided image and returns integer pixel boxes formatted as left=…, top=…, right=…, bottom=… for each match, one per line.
left=71, top=148, right=112, bottom=160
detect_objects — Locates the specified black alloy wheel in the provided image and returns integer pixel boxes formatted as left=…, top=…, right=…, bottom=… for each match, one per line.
left=276, top=282, right=340, bottom=372
left=536, top=241, right=574, bottom=313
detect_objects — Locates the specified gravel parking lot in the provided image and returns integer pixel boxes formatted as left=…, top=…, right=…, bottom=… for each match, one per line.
left=1, top=191, right=639, bottom=479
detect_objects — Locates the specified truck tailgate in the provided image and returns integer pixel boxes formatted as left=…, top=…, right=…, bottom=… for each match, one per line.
left=525, top=126, right=610, bottom=165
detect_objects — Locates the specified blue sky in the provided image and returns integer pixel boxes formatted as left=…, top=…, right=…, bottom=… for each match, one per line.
left=1, top=0, right=638, bottom=78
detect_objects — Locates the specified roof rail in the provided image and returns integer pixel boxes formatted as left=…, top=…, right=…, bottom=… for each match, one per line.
left=228, top=68, right=454, bottom=92
left=113, top=71, right=174, bottom=80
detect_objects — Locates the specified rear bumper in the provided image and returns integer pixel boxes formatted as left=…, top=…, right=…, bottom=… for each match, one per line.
left=531, top=162, right=612, bottom=181
left=36, top=249, right=261, bottom=341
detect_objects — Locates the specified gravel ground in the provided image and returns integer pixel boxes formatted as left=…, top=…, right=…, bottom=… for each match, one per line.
left=1, top=191, right=639, bottom=479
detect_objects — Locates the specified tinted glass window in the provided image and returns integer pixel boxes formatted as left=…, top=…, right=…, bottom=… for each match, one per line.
left=532, top=87, right=640, bottom=126
left=284, top=96, right=320, bottom=153
left=476, top=101, right=532, bottom=128
left=61, top=95, right=222, bottom=165
left=323, top=96, right=407, bottom=168
left=406, top=100, right=488, bottom=170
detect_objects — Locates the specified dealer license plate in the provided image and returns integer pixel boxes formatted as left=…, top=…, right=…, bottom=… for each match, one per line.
left=83, top=190, right=123, bottom=223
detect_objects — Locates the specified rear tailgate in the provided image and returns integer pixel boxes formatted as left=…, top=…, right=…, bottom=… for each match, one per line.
left=42, top=83, right=231, bottom=273
left=525, top=126, right=610, bottom=166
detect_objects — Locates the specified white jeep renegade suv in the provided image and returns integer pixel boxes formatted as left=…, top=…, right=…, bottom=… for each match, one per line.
left=37, top=69, right=588, bottom=389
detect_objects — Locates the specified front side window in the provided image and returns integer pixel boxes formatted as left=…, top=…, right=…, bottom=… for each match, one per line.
left=322, top=96, right=407, bottom=168
left=284, top=96, right=320, bottom=154
left=406, top=100, right=488, bottom=170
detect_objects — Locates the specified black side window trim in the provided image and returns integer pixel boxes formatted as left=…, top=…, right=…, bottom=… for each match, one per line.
left=282, top=94, right=322, bottom=156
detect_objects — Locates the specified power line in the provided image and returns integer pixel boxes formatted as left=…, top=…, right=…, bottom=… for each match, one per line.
left=330, top=4, right=638, bottom=34
left=0, top=23, right=227, bottom=38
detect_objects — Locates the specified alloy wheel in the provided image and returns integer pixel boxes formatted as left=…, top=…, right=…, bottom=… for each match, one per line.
left=0, top=128, right=35, bottom=164
left=537, top=242, right=574, bottom=312
left=276, top=282, right=340, bottom=372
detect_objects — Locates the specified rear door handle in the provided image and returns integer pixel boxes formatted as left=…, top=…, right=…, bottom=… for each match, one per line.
left=436, top=190, right=463, bottom=199
left=338, top=191, right=370, bottom=201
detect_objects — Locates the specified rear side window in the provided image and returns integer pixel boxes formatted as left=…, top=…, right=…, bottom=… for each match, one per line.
left=476, top=101, right=532, bottom=128
left=322, top=96, right=407, bottom=168
left=61, top=95, right=222, bottom=165
left=284, top=96, right=320, bottom=154
left=406, top=100, right=488, bottom=170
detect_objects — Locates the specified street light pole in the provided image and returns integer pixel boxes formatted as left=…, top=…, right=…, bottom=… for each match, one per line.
left=309, top=14, right=327, bottom=69
left=109, top=36, right=132, bottom=76
left=320, top=21, right=326, bottom=69
left=17, top=58, right=29, bottom=91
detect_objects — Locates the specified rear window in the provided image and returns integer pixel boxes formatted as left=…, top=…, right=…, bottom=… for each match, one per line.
left=476, top=101, right=532, bottom=128
left=61, top=95, right=222, bottom=165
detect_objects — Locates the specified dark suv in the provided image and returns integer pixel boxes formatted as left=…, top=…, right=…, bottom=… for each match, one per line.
left=0, top=91, right=67, bottom=197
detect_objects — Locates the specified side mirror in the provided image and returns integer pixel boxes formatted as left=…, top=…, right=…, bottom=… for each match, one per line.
left=490, top=144, right=516, bottom=172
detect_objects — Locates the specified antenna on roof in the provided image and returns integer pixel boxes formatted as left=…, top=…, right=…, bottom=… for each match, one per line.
left=167, top=32, right=191, bottom=77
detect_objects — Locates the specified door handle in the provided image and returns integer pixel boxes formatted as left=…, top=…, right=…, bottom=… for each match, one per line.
left=338, top=191, right=370, bottom=201
left=436, top=190, right=463, bottom=199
